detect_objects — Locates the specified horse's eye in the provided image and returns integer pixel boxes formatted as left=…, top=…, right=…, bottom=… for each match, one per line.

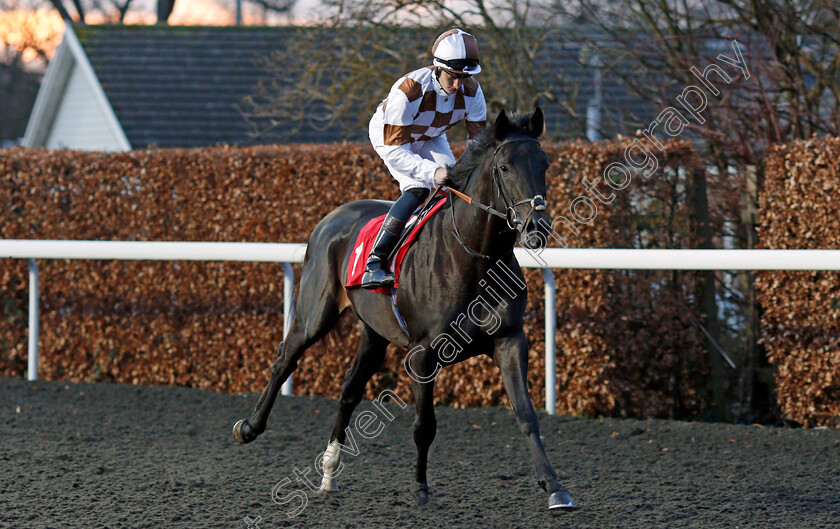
left=499, top=165, right=509, bottom=174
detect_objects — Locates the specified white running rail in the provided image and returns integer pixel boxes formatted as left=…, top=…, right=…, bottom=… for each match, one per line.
left=3, top=240, right=840, bottom=414
left=0, top=241, right=306, bottom=395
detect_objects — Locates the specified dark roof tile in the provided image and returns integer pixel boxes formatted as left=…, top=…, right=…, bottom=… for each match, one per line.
left=75, top=24, right=308, bottom=148
left=73, top=24, right=654, bottom=147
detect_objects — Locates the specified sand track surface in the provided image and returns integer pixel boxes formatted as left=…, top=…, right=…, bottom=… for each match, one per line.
left=1, top=377, right=838, bottom=528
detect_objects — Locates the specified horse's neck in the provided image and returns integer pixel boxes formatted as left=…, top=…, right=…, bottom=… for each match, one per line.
left=452, top=160, right=515, bottom=257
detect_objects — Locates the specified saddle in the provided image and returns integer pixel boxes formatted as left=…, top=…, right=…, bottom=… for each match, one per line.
left=345, top=193, right=448, bottom=294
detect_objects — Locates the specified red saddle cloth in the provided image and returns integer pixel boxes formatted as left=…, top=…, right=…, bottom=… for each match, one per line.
left=346, top=195, right=448, bottom=293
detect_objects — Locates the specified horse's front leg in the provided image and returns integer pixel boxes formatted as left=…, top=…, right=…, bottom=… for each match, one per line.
left=493, top=332, right=577, bottom=510
left=406, top=344, right=438, bottom=506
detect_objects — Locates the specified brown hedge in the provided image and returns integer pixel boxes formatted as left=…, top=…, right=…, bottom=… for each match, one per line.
left=756, top=137, right=840, bottom=428
left=1, top=140, right=707, bottom=418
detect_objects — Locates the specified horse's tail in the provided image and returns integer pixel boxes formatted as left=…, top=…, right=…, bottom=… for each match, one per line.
left=282, top=261, right=357, bottom=359
left=320, top=306, right=358, bottom=356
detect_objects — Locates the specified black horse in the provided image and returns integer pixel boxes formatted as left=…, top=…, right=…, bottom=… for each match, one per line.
left=233, top=107, right=577, bottom=510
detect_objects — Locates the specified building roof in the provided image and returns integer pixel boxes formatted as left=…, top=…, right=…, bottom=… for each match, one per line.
left=74, top=24, right=309, bottom=148
left=0, top=63, right=42, bottom=146
left=24, top=24, right=658, bottom=151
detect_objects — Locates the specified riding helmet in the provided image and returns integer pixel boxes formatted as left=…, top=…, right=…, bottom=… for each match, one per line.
left=432, top=29, right=481, bottom=75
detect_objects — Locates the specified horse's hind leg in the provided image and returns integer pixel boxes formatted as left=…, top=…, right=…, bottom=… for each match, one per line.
left=233, top=271, right=343, bottom=444
left=319, top=323, right=389, bottom=492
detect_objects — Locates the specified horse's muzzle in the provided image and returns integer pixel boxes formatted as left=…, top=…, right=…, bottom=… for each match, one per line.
left=520, top=211, right=551, bottom=250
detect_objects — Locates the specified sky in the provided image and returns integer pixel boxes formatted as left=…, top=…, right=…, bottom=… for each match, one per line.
left=0, top=0, right=326, bottom=69
left=0, top=7, right=64, bottom=66
left=137, top=0, right=324, bottom=25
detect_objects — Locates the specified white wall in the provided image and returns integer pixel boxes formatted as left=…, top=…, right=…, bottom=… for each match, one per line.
left=45, top=63, right=126, bottom=152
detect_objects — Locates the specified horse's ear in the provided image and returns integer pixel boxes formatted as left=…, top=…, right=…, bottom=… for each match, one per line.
left=527, top=106, right=545, bottom=138
left=493, top=109, right=510, bottom=141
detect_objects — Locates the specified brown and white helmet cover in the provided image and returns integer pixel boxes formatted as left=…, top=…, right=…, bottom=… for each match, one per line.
left=432, top=29, right=481, bottom=75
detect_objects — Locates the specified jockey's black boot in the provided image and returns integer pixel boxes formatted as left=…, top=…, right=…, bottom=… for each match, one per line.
left=361, top=215, right=406, bottom=289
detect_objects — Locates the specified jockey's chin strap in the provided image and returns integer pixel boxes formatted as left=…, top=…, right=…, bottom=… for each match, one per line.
left=447, top=136, right=547, bottom=259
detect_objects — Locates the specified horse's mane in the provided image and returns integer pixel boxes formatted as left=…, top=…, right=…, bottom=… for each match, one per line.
left=447, top=112, right=535, bottom=189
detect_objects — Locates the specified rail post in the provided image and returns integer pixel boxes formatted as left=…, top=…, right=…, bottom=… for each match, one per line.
left=543, top=268, right=556, bottom=415
left=27, top=259, right=39, bottom=381
left=281, top=262, right=294, bottom=396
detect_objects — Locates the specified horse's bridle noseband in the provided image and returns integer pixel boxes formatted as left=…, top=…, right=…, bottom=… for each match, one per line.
left=448, top=136, right=548, bottom=259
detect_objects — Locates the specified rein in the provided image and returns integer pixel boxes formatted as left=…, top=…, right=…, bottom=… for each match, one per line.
left=448, top=136, right=547, bottom=259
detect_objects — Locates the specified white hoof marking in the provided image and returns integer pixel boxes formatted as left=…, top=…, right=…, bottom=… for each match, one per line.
left=318, top=440, right=342, bottom=493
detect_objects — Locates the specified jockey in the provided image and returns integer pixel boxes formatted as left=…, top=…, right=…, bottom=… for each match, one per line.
left=362, top=28, right=488, bottom=289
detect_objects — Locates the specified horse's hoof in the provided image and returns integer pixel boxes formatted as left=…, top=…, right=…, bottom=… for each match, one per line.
left=413, top=482, right=430, bottom=506
left=318, top=481, right=339, bottom=493
left=548, top=489, right=578, bottom=510
left=319, top=471, right=339, bottom=493
left=233, top=419, right=257, bottom=444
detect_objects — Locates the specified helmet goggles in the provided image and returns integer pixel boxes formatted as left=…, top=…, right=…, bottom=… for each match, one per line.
left=437, top=58, right=480, bottom=74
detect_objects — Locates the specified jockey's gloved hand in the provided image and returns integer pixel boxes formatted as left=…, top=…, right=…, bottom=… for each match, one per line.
left=434, top=167, right=449, bottom=186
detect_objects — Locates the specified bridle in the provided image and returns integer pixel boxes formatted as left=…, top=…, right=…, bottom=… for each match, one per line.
left=448, top=136, right=547, bottom=260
